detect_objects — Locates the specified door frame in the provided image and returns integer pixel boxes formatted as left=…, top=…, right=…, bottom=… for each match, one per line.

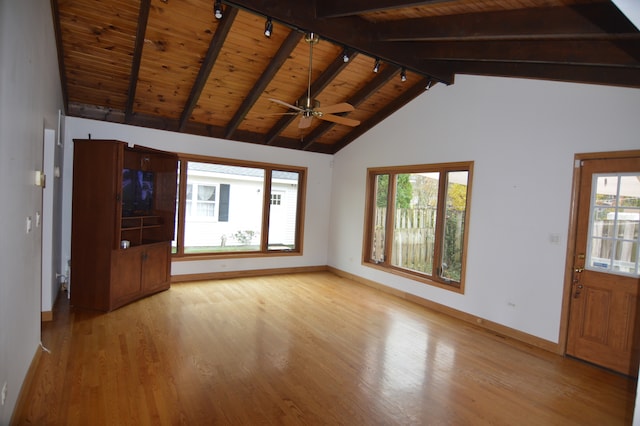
left=558, top=149, right=640, bottom=355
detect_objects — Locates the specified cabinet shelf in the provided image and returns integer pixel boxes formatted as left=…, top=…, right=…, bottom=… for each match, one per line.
left=120, top=216, right=166, bottom=247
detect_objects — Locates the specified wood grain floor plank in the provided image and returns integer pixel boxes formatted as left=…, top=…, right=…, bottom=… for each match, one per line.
left=12, top=272, right=637, bottom=425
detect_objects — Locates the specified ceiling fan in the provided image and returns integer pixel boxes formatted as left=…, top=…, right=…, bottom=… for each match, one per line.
left=269, top=33, right=360, bottom=130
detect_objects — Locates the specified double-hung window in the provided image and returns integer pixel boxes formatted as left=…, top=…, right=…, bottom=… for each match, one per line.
left=186, top=183, right=218, bottom=218
left=363, top=162, right=473, bottom=292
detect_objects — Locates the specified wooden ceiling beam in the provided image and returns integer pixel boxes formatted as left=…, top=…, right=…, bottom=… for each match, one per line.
left=265, top=49, right=359, bottom=145
left=224, top=30, right=303, bottom=139
left=178, top=7, right=239, bottom=132
left=408, top=39, right=640, bottom=66
left=67, top=102, right=324, bottom=152
left=421, top=60, right=640, bottom=88
left=124, top=0, right=150, bottom=123
left=302, top=65, right=399, bottom=150
left=315, top=0, right=451, bottom=18
left=377, top=4, right=638, bottom=42
left=223, top=0, right=455, bottom=85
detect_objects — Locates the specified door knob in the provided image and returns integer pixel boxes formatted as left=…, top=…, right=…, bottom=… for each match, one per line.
left=574, top=267, right=584, bottom=273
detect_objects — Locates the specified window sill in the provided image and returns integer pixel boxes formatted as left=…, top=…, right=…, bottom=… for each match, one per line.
left=363, top=260, right=464, bottom=294
left=172, top=250, right=302, bottom=262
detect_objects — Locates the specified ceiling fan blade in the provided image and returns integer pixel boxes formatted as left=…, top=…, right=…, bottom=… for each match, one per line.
left=318, top=103, right=355, bottom=114
left=298, top=115, right=313, bottom=129
left=319, top=113, right=360, bottom=127
left=269, top=98, right=304, bottom=112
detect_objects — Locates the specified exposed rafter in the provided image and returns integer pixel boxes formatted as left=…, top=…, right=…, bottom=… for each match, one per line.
left=125, top=0, right=150, bottom=123
left=424, top=60, right=640, bottom=88
left=225, top=30, right=303, bottom=139
left=178, top=7, right=239, bottom=132
left=408, top=39, right=640, bottom=64
left=316, top=0, right=449, bottom=18
left=376, top=4, right=640, bottom=42
left=223, top=0, right=455, bottom=85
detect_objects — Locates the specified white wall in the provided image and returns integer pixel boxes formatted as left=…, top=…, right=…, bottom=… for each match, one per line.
left=330, top=75, right=640, bottom=344
left=61, top=118, right=333, bottom=279
left=0, top=0, right=63, bottom=422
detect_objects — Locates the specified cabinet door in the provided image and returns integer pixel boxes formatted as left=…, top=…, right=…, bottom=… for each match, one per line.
left=154, top=158, right=178, bottom=241
left=71, top=140, right=124, bottom=311
left=110, top=247, right=143, bottom=309
left=142, top=243, right=170, bottom=294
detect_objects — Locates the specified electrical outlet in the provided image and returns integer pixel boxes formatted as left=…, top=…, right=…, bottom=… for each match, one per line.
left=1, top=381, right=7, bottom=406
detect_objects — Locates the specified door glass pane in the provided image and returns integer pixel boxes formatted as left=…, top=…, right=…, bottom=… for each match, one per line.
left=370, top=174, right=389, bottom=262
left=587, top=173, right=640, bottom=276
left=268, top=170, right=300, bottom=251
left=184, top=162, right=264, bottom=254
left=441, top=171, right=468, bottom=283
left=391, top=172, right=438, bottom=274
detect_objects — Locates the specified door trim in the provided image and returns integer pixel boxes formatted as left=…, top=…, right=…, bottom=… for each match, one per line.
left=559, top=149, right=640, bottom=355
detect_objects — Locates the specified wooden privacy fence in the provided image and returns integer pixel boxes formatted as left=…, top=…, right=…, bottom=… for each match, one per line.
left=373, top=208, right=437, bottom=272
left=591, top=218, right=639, bottom=270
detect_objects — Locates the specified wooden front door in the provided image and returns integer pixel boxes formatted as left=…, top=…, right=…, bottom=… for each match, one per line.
left=566, top=155, right=640, bottom=376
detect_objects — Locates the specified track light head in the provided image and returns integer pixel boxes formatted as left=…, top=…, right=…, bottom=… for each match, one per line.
left=373, top=58, right=380, bottom=73
left=264, top=18, right=273, bottom=38
left=214, top=0, right=223, bottom=19
left=401, top=68, right=407, bottom=82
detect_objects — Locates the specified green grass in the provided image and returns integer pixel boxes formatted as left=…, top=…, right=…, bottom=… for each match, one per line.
left=184, top=245, right=261, bottom=254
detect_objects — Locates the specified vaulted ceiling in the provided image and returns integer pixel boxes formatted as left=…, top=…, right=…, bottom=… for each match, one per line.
left=52, top=0, right=640, bottom=154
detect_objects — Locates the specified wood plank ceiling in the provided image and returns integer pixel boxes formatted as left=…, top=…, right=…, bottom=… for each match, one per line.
left=52, top=0, right=640, bottom=154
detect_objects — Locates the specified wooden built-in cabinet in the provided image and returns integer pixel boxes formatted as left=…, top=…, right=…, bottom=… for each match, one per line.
left=71, top=139, right=177, bottom=311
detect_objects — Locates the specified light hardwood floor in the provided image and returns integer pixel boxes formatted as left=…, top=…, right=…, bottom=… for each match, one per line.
left=13, top=272, right=637, bottom=425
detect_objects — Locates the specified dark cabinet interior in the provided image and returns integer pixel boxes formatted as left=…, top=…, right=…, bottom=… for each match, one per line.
left=70, top=139, right=177, bottom=311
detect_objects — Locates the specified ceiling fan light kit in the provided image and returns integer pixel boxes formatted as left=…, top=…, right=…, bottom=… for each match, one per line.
left=304, top=32, right=320, bottom=45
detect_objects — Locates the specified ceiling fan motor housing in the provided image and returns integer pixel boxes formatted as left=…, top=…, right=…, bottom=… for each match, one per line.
left=297, top=96, right=320, bottom=111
